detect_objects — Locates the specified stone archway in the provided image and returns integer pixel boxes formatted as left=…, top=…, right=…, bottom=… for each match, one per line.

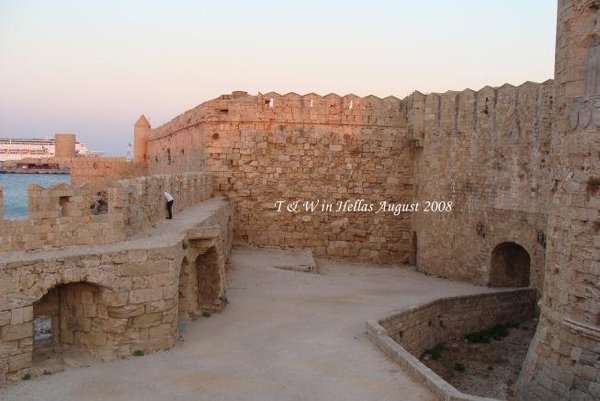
left=196, top=247, right=223, bottom=312
left=177, top=256, right=195, bottom=321
left=32, top=282, right=111, bottom=370
left=489, top=242, right=531, bottom=287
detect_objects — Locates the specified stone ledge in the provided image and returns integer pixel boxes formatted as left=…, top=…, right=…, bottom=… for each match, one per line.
left=366, top=288, right=537, bottom=401
left=187, top=226, right=220, bottom=240
left=367, top=318, right=499, bottom=401
left=563, top=317, right=600, bottom=340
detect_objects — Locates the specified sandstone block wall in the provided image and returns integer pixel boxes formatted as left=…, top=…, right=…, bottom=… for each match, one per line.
left=113, top=173, right=213, bottom=236
left=516, top=1, right=600, bottom=400
left=0, top=197, right=233, bottom=381
left=0, top=172, right=213, bottom=253
left=0, top=183, right=121, bottom=252
left=145, top=87, right=554, bottom=281
left=70, top=157, right=148, bottom=193
left=147, top=92, right=415, bottom=262
left=410, top=82, right=554, bottom=289
left=379, top=289, right=536, bottom=358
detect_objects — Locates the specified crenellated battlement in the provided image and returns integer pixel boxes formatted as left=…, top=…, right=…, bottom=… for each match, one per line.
left=150, top=91, right=409, bottom=141
left=0, top=172, right=212, bottom=253
left=407, top=80, right=555, bottom=143
left=143, top=81, right=557, bottom=265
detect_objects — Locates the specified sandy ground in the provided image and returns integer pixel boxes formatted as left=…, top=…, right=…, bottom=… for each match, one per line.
left=0, top=247, right=499, bottom=401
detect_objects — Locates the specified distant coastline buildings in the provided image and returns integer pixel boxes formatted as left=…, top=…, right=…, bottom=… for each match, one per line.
left=0, top=134, right=89, bottom=162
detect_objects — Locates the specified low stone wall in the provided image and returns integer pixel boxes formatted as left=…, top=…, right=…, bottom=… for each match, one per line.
left=367, top=288, right=536, bottom=401
left=113, top=173, right=213, bottom=236
left=0, top=183, right=122, bottom=252
left=0, top=197, right=233, bottom=381
left=0, top=172, right=212, bottom=253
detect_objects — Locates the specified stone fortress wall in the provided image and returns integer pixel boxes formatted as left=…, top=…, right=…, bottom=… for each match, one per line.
left=516, top=1, right=600, bottom=400
left=410, top=82, right=554, bottom=290
left=147, top=92, right=415, bottom=263
left=145, top=85, right=554, bottom=292
left=0, top=1, right=596, bottom=399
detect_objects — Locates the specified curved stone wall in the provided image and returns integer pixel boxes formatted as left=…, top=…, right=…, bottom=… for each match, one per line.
left=367, top=288, right=536, bottom=401
left=516, top=1, right=600, bottom=400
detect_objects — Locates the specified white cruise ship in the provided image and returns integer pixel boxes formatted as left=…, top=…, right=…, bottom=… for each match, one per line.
left=0, top=137, right=88, bottom=161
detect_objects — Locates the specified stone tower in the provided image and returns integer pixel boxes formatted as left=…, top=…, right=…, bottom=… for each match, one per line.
left=134, top=115, right=150, bottom=163
left=54, top=133, right=76, bottom=158
left=516, top=1, right=600, bottom=400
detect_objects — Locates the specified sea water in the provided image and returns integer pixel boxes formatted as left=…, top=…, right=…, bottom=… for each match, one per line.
left=0, top=174, right=70, bottom=219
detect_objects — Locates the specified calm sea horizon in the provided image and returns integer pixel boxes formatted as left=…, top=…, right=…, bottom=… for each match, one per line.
left=0, top=173, right=70, bottom=219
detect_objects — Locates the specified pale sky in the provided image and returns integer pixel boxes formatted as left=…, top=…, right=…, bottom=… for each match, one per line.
left=0, top=1, right=558, bottom=155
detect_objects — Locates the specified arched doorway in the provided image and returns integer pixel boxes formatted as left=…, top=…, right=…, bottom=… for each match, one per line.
left=177, top=256, right=194, bottom=320
left=32, top=282, right=108, bottom=369
left=176, top=247, right=223, bottom=323
left=489, top=242, right=531, bottom=287
left=196, top=247, right=222, bottom=312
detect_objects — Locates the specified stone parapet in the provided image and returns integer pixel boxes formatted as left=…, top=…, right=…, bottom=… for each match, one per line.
left=0, top=197, right=233, bottom=381
left=0, top=172, right=213, bottom=253
left=367, top=288, right=536, bottom=401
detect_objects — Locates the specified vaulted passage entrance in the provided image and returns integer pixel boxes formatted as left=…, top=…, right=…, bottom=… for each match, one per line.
left=32, top=282, right=109, bottom=371
left=489, top=242, right=531, bottom=287
left=196, top=247, right=222, bottom=312
left=177, top=246, right=222, bottom=323
left=178, top=256, right=195, bottom=320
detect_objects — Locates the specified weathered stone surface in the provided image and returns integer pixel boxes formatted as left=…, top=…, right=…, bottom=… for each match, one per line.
left=1, top=324, right=32, bottom=342
left=0, top=197, right=233, bottom=381
left=515, top=2, right=600, bottom=401
left=0, top=173, right=212, bottom=253
left=107, top=304, right=145, bottom=319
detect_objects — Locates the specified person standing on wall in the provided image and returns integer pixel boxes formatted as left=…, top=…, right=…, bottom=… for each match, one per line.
left=164, top=191, right=174, bottom=219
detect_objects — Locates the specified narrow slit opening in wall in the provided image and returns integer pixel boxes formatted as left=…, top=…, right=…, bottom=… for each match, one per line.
left=59, top=196, right=71, bottom=217
left=33, top=315, right=53, bottom=346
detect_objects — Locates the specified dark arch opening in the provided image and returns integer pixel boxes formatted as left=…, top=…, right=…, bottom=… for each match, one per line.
left=196, top=247, right=222, bottom=312
left=177, top=256, right=193, bottom=321
left=32, top=282, right=109, bottom=373
left=489, top=242, right=531, bottom=287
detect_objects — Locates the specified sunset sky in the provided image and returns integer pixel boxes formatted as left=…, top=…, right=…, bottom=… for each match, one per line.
left=0, top=1, right=557, bottom=155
